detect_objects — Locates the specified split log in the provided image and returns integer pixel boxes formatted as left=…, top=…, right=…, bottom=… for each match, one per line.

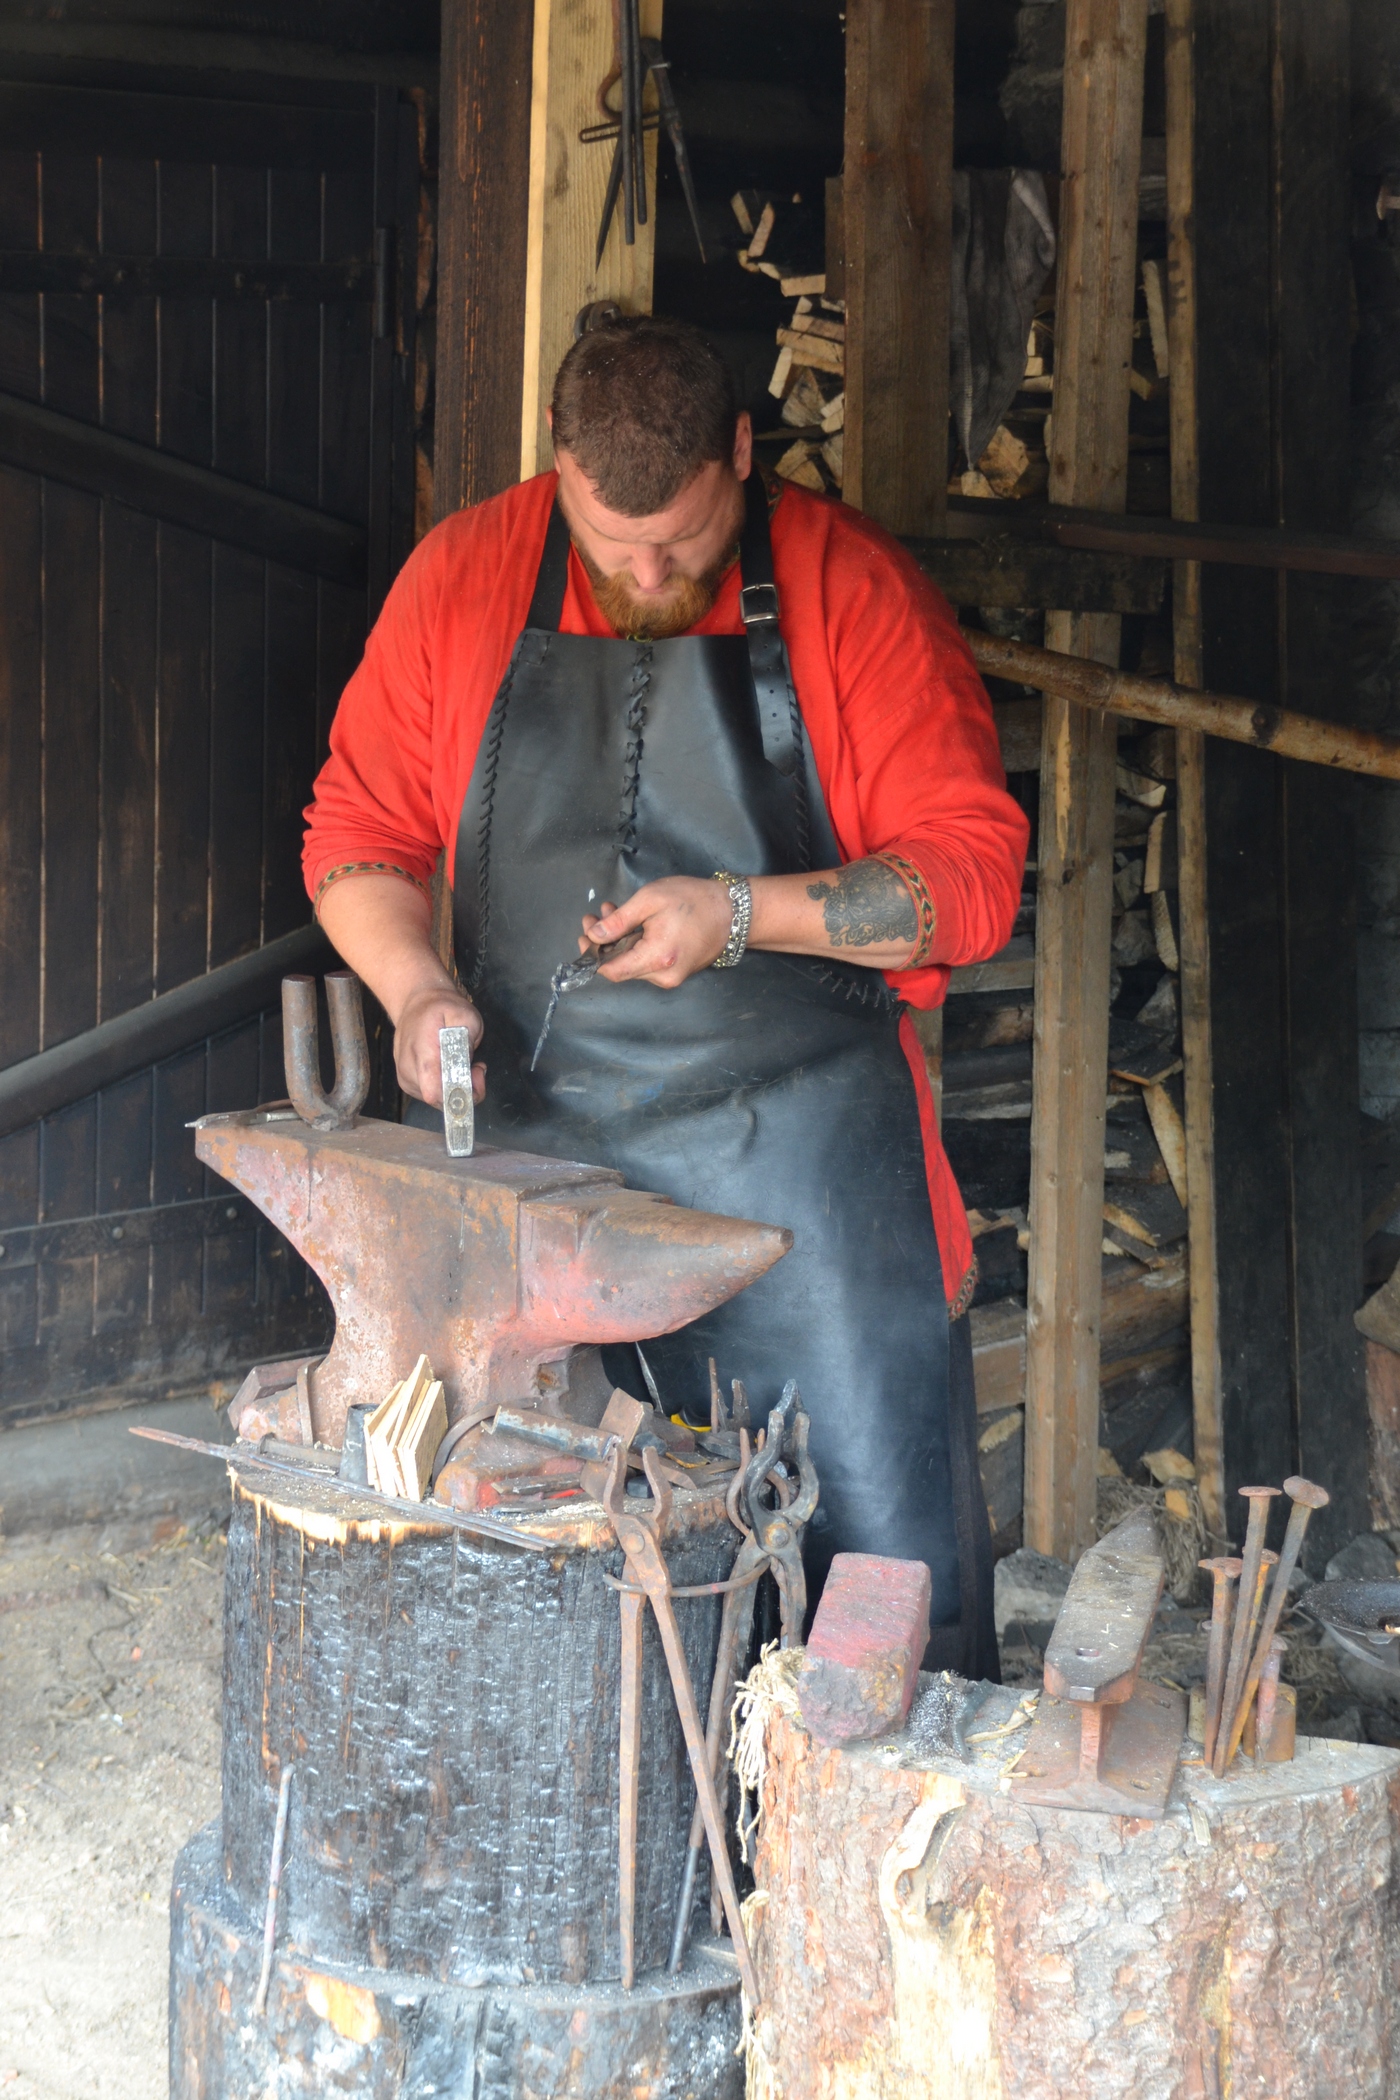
left=747, top=1696, right=1400, bottom=2098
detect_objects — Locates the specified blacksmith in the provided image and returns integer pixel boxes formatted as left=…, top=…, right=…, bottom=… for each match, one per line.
left=303, top=317, right=1028, bottom=1676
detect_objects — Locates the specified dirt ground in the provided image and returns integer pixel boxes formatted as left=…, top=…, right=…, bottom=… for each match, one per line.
left=0, top=1513, right=227, bottom=2099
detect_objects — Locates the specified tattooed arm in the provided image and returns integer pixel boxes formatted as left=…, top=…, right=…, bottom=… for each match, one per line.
left=582, top=856, right=932, bottom=988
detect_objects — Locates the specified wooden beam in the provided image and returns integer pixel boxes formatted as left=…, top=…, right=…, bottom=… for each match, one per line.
left=1164, top=0, right=1224, bottom=1542
left=0, top=389, right=365, bottom=584
left=967, top=632, right=1400, bottom=781
left=435, top=0, right=536, bottom=518
left=518, top=0, right=664, bottom=481
left=841, top=0, right=955, bottom=534
left=905, top=535, right=1166, bottom=614
left=1023, top=0, right=1147, bottom=1563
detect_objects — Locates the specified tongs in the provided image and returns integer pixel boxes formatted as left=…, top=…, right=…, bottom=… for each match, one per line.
left=530, top=925, right=644, bottom=1071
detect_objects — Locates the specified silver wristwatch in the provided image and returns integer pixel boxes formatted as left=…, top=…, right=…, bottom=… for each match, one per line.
left=711, top=872, right=753, bottom=968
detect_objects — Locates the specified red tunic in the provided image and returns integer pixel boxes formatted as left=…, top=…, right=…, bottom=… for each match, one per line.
left=303, top=473, right=1029, bottom=1311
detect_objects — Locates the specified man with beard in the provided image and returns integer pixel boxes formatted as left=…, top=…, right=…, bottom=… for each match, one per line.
left=304, top=316, right=1028, bottom=1674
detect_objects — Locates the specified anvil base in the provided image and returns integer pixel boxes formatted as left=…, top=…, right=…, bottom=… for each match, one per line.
left=169, top=1822, right=743, bottom=2100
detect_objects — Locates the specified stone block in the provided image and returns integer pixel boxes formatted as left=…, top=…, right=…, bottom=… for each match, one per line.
left=797, top=1553, right=931, bottom=1745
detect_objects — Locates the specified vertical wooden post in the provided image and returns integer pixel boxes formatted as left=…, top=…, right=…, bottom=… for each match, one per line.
left=434, top=0, right=537, bottom=519
left=1024, top=0, right=1147, bottom=1561
left=842, top=0, right=955, bottom=535
left=519, top=0, right=664, bottom=480
left=1164, top=0, right=1225, bottom=1543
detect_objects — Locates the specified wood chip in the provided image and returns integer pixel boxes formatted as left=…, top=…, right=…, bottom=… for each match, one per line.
left=775, top=441, right=824, bottom=491
left=1142, top=258, right=1170, bottom=378
left=1142, top=1081, right=1189, bottom=1207
left=748, top=201, right=776, bottom=258
left=775, top=328, right=843, bottom=374
left=784, top=311, right=845, bottom=343
left=767, top=344, right=794, bottom=398
left=1151, top=889, right=1180, bottom=971
left=780, top=272, right=825, bottom=296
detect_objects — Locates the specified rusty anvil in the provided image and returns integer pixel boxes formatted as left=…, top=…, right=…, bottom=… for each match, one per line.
left=195, top=975, right=793, bottom=1447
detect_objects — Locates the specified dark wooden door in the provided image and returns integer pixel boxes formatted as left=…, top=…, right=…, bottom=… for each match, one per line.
left=0, top=60, right=418, bottom=1426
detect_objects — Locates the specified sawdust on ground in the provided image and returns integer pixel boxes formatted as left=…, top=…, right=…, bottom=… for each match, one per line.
left=0, top=1515, right=226, bottom=2099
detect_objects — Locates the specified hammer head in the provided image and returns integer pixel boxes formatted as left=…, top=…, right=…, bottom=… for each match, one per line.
left=195, top=1109, right=792, bottom=1445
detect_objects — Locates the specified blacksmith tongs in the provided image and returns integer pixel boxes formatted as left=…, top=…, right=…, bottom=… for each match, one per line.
left=596, top=1442, right=761, bottom=2004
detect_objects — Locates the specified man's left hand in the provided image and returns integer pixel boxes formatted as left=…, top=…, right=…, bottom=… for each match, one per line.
left=583, top=877, right=733, bottom=988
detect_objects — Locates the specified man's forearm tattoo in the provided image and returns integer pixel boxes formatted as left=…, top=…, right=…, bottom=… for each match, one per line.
left=806, top=858, right=918, bottom=951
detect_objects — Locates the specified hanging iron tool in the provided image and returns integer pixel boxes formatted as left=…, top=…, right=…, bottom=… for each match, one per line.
left=590, top=1439, right=761, bottom=2003
left=585, top=8, right=708, bottom=268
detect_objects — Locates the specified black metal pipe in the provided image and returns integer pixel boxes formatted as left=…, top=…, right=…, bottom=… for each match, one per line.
left=0, top=923, right=335, bottom=1140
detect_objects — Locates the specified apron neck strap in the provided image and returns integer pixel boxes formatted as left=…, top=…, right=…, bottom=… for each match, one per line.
left=526, top=494, right=573, bottom=631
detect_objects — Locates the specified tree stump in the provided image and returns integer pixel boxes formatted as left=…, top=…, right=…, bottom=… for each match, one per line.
left=746, top=1679, right=1400, bottom=2099
left=170, top=1470, right=747, bottom=2097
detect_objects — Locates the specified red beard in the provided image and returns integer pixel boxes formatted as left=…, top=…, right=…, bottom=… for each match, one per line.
left=576, top=544, right=734, bottom=640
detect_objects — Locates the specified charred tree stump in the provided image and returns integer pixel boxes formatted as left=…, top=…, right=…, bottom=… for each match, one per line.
left=169, top=1475, right=745, bottom=2098
left=746, top=1689, right=1400, bottom=2099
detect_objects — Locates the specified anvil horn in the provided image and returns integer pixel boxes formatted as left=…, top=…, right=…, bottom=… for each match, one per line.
left=195, top=1110, right=792, bottom=1444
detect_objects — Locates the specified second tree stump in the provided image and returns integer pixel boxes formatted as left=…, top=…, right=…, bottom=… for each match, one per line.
left=746, top=1680, right=1400, bottom=2099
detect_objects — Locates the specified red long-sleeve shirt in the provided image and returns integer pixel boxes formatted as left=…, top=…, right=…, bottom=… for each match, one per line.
left=303, top=472, right=1029, bottom=1310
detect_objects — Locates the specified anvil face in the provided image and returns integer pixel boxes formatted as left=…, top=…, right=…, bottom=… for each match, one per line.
left=195, top=1109, right=792, bottom=1445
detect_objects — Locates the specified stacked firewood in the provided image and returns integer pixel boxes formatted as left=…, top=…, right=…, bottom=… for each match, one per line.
left=732, top=190, right=845, bottom=496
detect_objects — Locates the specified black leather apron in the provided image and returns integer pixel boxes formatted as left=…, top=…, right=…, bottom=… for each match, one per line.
left=448, top=476, right=995, bottom=1674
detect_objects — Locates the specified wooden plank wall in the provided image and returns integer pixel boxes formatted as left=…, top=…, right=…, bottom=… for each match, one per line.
left=435, top=0, right=535, bottom=517
left=1023, top=0, right=1147, bottom=1561
left=1163, top=0, right=1224, bottom=1541
left=1190, top=0, right=1363, bottom=1562
left=842, top=0, right=954, bottom=535
left=0, top=72, right=413, bottom=1422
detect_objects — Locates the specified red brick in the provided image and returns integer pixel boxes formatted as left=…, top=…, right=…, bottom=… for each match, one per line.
left=796, top=1553, right=931, bottom=1745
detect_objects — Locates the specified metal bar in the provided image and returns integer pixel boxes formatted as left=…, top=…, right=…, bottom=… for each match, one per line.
left=617, top=1587, right=645, bottom=1989
left=967, top=630, right=1400, bottom=782
left=0, top=922, right=334, bottom=1140
left=0, top=1191, right=259, bottom=1270
left=0, top=79, right=369, bottom=170
left=127, top=1427, right=552, bottom=1553
left=0, top=390, right=367, bottom=585
left=942, top=495, right=1400, bottom=582
left=1222, top=1476, right=1328, bottom=1769
left=253, top=1762, right=295, bottom=2018
left=0, top=254, right=375, bottom=300
left=1213, top=1486, right=1279, bottom=1776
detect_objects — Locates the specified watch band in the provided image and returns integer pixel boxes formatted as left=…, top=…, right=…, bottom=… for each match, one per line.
left=711, top=872, right=752, bottom=968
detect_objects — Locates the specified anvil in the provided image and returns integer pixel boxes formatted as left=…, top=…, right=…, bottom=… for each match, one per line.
left=195, top=1106, right=793, bottom=1446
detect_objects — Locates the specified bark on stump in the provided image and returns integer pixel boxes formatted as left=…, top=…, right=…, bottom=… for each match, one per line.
left=747, top=1688, right=1400, bottom=2099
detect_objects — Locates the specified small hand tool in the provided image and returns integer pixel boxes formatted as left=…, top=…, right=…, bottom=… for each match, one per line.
left=741, top=1383, right=819, bottom=1646
left=1212, top=1485, right=1280, bottom=1778
left=1251, top=1637, right=1288, bottom=1766
left=1197, top=1555, right=1243, bottom=1767
left=530, top=925, right=645, bottom=1071
left=599, top=1442, right=761, bottom=2004
left=639, top=38, right=707, bottom=263
left=588, top=16, right=707, bottom=267
left=1221, top=1474, right=1328, bottom=1770
left=1214, top=1541, right=1278, bottom=1778
left=439, top=1025, right=475, bottom=1156
left=1011, top=1504, right=1186, bottom=1818
left=668, top=1391, right=817, bottom=1971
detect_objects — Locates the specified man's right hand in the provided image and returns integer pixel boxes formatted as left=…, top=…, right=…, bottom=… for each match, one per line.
left=393, top=985, right=485, bottom=1108
left=314, top=871, right=486, bottom=1109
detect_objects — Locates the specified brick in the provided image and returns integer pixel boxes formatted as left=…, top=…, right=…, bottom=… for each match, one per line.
left=795, top=1553, right=931, bottom=1745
